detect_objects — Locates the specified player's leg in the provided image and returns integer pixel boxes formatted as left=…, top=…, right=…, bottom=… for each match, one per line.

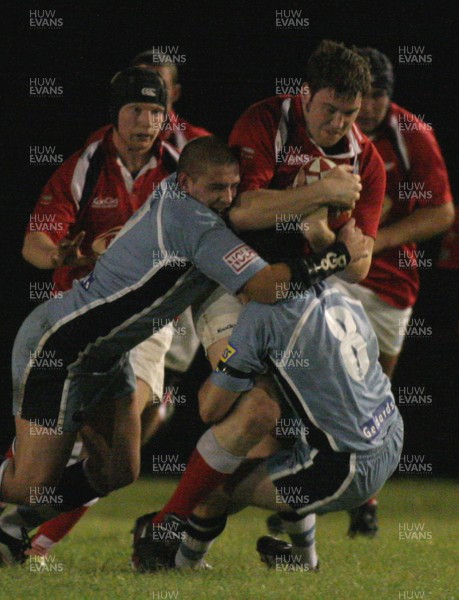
left=176, top=460, right=318, bottom=571
left=140, top=288, right=246, bottom=526
left=151, top=383, right=280, bottom=524
left=178, top=414, right=403, bottom=572
left=129, top=324, right=175, bottom=445
left=21, top=329, right=173, bottom=555
left=0, top=417, right=77, bottom=506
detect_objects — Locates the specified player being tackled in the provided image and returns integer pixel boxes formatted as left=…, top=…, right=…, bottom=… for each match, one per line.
left=132, top=278, right=403, bottom=572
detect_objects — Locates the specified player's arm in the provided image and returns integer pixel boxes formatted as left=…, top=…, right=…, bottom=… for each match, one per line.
left=334, top=228, right=374, bottom=283
left=22, top=153, right=94, bottom=269
left=374, top=124, right=454, bottom=254
left=23, top=230, right=94, bottom=269
left=229, top=165, right=361, bottom=231
left=373, top=203, right=455, bottom=255
left=335, top=141, right=385, bottom=282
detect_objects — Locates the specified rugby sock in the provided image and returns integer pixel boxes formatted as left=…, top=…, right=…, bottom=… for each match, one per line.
left=279, top=512, right=318, bottom=570
left=153, top=429, right=244, bottom=524
left=31, top=505, right=90, bottom=548
left=175, top=513, right=227, bottom=569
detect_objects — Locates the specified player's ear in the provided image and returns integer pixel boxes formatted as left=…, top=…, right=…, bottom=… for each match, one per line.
left=177, top=171, right=190, bottom=192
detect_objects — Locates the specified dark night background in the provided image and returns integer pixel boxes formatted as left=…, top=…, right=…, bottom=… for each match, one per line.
left=1, top=1, right=457, bottom=476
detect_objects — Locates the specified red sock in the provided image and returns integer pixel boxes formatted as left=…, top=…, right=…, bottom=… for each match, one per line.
left=32, top=506, right=89, bottom=544
left=152, top=449, right=230, bottom=524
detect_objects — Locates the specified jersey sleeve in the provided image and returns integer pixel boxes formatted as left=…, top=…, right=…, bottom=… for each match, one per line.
left=353, top=141, right=386, bottom=239
left=162, top=195, right=268, bottom=294
left=229, top=102, right=278, bottom=193
left=26, top=152, right=80, bottom=244
left=406, top=126, right=453, bottom=207
left=210, top=303, right=269, bottom=392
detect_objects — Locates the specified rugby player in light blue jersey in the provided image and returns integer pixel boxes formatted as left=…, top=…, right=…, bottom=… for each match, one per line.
left=153, top=282, right=403, bottom=571
left=0, top=136, right=367, bottom=565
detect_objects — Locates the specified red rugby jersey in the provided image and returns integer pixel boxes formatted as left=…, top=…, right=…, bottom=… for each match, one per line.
left=27, top=127, right=179, bottom=291
left=359, top=103, right=453, bottom=307
left=229, top=95, right=385, bottom=242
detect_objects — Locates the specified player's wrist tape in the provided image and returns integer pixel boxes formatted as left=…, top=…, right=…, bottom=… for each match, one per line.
left=216, top=361, right=253, bottom=379
left=287, top=242, right=351, bottom=289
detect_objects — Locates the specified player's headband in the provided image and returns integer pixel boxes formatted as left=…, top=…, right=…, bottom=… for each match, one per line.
left=356, top=47, right=394, bottom=97
left=109, top=67, right=168, bottom=125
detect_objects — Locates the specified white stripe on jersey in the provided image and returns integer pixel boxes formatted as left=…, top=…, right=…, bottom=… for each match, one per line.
left=389, top=113, right=411, bottom=172
left=70, top=140, right=102, bottom=209
left=274, top=98, right=291, bottom=160
left=282, top=298, right=319, bottom=360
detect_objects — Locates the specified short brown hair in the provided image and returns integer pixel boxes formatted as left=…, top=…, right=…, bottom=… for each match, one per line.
left=304, top=40, right=371, bottom=100
left=177, top=136, right=239, bottom=179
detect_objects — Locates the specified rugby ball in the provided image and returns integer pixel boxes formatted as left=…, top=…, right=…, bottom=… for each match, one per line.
left=291, top=156, right=336, bottom=188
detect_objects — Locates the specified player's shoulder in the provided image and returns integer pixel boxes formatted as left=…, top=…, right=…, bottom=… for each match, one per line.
left=235, top=96, right=287, bottom=126
left=388, top=102, right=437, bottom=142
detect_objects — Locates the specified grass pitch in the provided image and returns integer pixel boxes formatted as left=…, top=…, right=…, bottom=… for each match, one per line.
left=0, top=478, right=457, bottom=600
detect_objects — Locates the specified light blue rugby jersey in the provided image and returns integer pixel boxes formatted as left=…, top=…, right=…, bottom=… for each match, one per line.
left=211, top=282, right=399, bottom=453
left=30, top=174, right=267, bottom=367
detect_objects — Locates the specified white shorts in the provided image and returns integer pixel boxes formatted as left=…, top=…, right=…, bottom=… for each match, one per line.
left=329, top=277, right=412, bottom=356
left=129, top=323, right=174, bottom=401
left=164, top=307, right=201, bottom=373
left=193, top=286, right=244, bottom=351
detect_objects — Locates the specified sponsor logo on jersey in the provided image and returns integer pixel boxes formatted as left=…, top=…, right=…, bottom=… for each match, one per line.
left=91, top=196, right=119, bottom=209
left=384, top=161, right=395, bottom=171
left=141, top=87, right=157, bottom=97
left=220, top=344, right=236, bottom=363
left=223, top=243, right=258, bottom=274
left=241, top=146, right=255, bottom=160
left=361, top=398, right=396, bottom=441
left=39, top=194, right=54, bottom=204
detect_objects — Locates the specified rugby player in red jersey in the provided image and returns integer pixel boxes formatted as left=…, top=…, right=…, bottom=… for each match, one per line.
left=334, top=47, right=453, bottom=536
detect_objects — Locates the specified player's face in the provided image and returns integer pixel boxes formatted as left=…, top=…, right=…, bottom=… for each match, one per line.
left=180, top=164, right=240, bottom=215
left=116, top=102, right=165, bottom=152
left=357, top=88, right=390, bottom=134
left=302, top=87, right=362, bottom=148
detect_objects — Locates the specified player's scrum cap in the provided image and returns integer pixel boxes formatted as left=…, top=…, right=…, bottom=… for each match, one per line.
left=356, top=47, right=394, bottom=97
left=109, top=67, right=168, bottom=125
